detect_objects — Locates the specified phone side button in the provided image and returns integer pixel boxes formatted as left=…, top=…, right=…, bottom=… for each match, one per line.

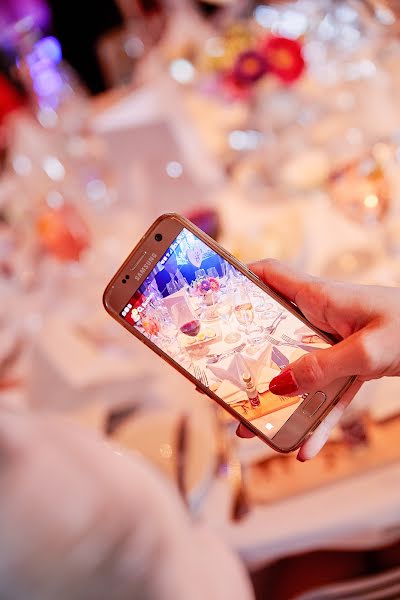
left=302, top=391, right=327, bottom=417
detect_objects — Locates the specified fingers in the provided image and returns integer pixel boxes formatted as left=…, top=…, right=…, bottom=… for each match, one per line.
left=249, top=259, right=313, bottom=304
left=236, top=423, right=255, bottom=438
left=269, top=331, right=374, bottom=396
left=236, top=381, right=362, bottom=461
left=297, top=380, right=363, bottom=461
left=249, top=259, right=338, bottom=334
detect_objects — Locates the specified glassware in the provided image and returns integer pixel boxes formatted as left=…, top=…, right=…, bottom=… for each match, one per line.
left=195, top=268, right=206, bottom=280
left=329, top=155, right=390, bottom=227
left=97, top=0, right=165, bottom=88
left=221, top=262, right=229, bottom=280
left=175, top=270, right=190, bottom=293
left=207, top=267, right=219, bottom=278
left=233, top=287, right=254, bottom=332
left=325, top=143, right=396, bottom=279
left=142, top=305, right=191, bottom=368
left=171, top=299, right=201, bottom=337
left=222, top=262, right=241, bottom=290
left=221, top=261, right=231, bottom=288
left=166, top=279, right=180, bottom=295
left=251, top=288, right=273, bottom=314
left=216, top=292, right=241, bottom=344
left=234, top=285, right=264, bottom=349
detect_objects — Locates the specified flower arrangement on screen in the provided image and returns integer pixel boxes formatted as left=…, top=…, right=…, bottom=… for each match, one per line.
left=187, top=23, right=306, bottom=102
left=195, top=277, right=220, bottom=296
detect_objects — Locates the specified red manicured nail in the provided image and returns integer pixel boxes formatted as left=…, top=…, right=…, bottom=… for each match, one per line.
left=269, top=369, right=298, bottom=395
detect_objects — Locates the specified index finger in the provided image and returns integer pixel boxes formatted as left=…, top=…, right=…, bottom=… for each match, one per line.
left=249, top=259, right=314, bottom=304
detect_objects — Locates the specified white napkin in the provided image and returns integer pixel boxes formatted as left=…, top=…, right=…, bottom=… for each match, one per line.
left=209, top=345, right=271, bottom=388
left=209, top=345, right=274, bottom=403
left=216, top=379, right=247, bottom=405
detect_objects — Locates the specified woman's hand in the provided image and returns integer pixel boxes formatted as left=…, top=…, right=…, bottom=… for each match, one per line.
left=237, top=259, right=400, bottom=461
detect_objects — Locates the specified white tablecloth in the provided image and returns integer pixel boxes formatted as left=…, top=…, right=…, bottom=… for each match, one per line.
left=5, top=73, right=397, bottom=569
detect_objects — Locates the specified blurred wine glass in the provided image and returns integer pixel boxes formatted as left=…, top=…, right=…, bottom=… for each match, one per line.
left=9, top=30, right=117, bottom=217
left=324, top=142, right=397, bottom=280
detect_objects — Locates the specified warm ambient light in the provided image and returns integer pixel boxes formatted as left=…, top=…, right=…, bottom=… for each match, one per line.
left=364, top=194, right=379, bottom=209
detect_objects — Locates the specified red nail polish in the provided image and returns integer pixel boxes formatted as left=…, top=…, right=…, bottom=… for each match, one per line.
left=296, top=456, right=305, bottom=463
left=269, top=369, right=298, bottom=395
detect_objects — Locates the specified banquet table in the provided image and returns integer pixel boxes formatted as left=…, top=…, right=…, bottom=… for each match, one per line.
left=3, top=42, right=400, bottom=572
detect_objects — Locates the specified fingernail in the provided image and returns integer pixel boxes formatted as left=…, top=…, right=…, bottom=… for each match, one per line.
left=236, top=425, right=243, bottom=437
left=296, top=455, right=306, bottom=463
left=269, top=369, right=298, bottom=395
left=236, top=425, right=246, bottom=438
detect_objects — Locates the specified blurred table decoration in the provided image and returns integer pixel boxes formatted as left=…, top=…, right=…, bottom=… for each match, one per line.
left=1, top=0, right=400, bottom=575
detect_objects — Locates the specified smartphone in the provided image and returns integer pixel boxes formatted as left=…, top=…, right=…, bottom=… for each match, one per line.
left=103, top=213, right=355, bottom=453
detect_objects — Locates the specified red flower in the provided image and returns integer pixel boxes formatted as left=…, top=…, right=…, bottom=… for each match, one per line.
left=260, top=36, right=305, bottom=84
left=232, top=50, right=268, bottom=85
left=219, top=71, right=252, bottom=102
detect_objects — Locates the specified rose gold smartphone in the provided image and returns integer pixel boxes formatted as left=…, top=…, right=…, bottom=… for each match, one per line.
left=103, top=213, right=356, bottom=453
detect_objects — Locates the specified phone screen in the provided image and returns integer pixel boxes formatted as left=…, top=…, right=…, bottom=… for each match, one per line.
left=120, top=227, right=330, bottom=441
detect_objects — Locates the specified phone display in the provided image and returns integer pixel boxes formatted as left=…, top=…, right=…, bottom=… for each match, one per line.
left=119, top=226, right=332, bottom=443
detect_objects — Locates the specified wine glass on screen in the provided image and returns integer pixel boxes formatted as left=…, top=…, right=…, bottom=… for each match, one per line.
left=233, top=287, right=254, bottom=333
left=207, top=267, right=219, bottom=279
left=251, top=286, right=273, bottom=315
left=171, top=300, right=201, bottom=338
left=150, top=306, right=193, bottom=370
left=195, top=268, right=206, bottom=280
left=175, top=271, right=190, bottom=294
left=234, top=286, right=263, bottom=351
left=217, top=292, right=241, bottom=344
left=166, top=279, right=180, bottom=295
left=222, top=262, right=239, bottom=290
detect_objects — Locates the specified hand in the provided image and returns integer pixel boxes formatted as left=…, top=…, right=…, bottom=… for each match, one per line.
left=237, top=259, right=400, bottom=461
left=0, top=411, right=252, bottom=600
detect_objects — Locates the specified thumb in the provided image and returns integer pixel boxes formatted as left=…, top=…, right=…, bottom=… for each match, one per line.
left=269, top=330, right=372, bottom=396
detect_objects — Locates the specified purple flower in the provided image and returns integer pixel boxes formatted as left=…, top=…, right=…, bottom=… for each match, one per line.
left=232, top=50, right=268, bottom=85
left=200, top=280, right=211, bottom=292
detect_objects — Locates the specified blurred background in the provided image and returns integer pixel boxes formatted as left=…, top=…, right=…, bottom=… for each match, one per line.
left=1, top=0, right=400, bottom=598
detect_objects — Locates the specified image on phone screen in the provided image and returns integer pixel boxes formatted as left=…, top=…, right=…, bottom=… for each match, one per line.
left=120, top=227, right=330, bottom=441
